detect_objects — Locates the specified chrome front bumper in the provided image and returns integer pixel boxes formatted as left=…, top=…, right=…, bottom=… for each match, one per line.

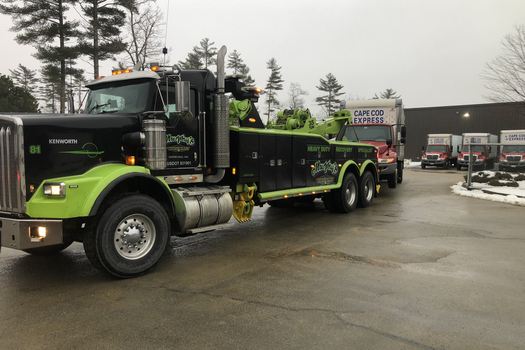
left=0, top=217, right=63, bottom=251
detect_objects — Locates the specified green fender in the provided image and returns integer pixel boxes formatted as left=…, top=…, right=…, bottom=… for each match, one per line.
left=26, top=163, right=159, bottom=219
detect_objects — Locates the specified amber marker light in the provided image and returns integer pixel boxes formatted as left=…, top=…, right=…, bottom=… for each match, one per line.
left=125, top=156, right=136, bottom=166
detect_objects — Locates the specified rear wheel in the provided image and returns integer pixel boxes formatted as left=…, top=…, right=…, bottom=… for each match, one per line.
left=358, top=171, right=375, bottom=208
left=421, top=164, right=426, bottom=169
left=324, top=172, right=358, bottom=213
left=83, top=194, right=170, bottom=278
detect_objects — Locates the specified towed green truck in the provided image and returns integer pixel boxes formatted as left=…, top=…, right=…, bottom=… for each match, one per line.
left=0, top=46, right=379, bottom=277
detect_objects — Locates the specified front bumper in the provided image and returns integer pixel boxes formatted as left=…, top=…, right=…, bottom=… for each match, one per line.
left=0, top=217, right=63, bottom=251
left=457, top=160, right=484, bottom=166
left=378, top=163, right=397, bottom=179
left=421, top=159, right=447, bottom=166
left=500, top=162, right=525, bottom=170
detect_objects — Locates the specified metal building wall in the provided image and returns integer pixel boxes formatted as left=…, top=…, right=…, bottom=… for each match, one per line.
left=405, top=102, right=525, bottom=160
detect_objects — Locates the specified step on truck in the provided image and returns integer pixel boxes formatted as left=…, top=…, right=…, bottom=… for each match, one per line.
left=421, top=134, right=461, bottom=169
left=0, top=46, right=379, bottom=277
left=499, top=130, right=525, bottom=172
left=344, top=99, right=406, bottom=188
left=457, top=133, right=498, bottom=170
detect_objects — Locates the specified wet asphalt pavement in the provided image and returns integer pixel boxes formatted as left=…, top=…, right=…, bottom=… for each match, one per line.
left=1, top=169, right=524, bottom=349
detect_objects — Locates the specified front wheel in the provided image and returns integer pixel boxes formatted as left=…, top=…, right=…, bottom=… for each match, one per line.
left=387, top=169, right=397, bottom=189
left=397, top=164, right=403, bottom=184
left=358, top=171, right=375, bottom=208
left=83, top=194, right=171, bottom=278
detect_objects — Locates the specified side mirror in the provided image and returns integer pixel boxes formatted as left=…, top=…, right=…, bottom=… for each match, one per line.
left=400, top=137, right=406, bottom=144
left=401, top=125, right=407, bottom=138
left=457, top=145, right=460, bottom=152
left=421, top=146, right=425, bottom=151
left=174, top=80, right=191, bottom=113
left=488, top=146, right=492, bottom=153
left=386, top=139, right=393, bottom=147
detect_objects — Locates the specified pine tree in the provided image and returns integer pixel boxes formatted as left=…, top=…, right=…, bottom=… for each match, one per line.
left=9, top=64, right=39, bottom=94
left=374, top=88, right=400, bottom=99
left=227, top=50, right=244, bottom=74
left=78, top=0, right=127, bottom=79
left=315, top=73, right=344, bottom=116
left=265, top=57, right=284, bottom=123
left=39, top=64, right=61, bottom=113
left=194, top=38, right=217, bottom=69
left=0, top=0, right=80, bottom=113
left=178, top=51, right=204, bottom=69
left=0, top=74, right=39, bottom=112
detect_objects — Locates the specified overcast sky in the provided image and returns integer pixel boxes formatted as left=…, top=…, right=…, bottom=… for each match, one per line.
left=1, top=0, right=524, bottom=112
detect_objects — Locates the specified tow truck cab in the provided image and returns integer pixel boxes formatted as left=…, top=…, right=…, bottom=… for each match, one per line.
left=343, top=99, right=406, bottom=188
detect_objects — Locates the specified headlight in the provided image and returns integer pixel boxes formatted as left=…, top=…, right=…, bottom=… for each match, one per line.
left=43, top=183, right=66, bottom=197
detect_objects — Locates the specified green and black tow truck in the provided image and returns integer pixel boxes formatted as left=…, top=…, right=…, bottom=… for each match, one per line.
left=0, top=46, right=380, bottom=277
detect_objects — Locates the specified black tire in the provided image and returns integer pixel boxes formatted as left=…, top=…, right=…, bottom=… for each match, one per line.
left=421, top=164, right=426, bottom=169
left=83, top=194, right=170, bottom=278
left=444, top=161, right=450, bottom=170
left=358, top=171, right=375, bottom=208
left=456, top=164, right=462, bottom=171
left=325, top=172, right=358, bottom=213
left=397, top=165, right=403, bottom=184
left=387, top=170, right=397, bottom=189
left=23, top=241, right=73, bottom=255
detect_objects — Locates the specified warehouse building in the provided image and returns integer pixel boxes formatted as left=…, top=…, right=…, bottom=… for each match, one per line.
left=405, top=102, right=525, bottom=160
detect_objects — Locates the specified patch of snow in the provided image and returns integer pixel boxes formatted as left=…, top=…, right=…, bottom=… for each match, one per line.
left=451, top=182, right=525, bottom=207
left=404, top=160, right=421, bottom=168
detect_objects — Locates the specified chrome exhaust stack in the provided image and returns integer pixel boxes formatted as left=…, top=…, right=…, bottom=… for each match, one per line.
left=206, top=45, right=229, bottom=183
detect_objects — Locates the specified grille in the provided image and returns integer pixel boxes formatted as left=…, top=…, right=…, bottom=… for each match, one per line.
left=427, top=154, right=439, bottom=160
left=463, top=155, right=477, bottom=162
left=0, top=116, right=26, bottom=213
left=506, top=155, right=522, bottom=162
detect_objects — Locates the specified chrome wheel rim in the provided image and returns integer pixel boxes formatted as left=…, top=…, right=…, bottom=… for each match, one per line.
left=364, top=178, right=374, bottom=201
left=114, top=214, right=156, bottom=260
left=345, top=181, right=357, bottom=206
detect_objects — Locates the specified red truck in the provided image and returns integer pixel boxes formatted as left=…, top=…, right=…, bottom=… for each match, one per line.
left=344, top=99, right=406, bottom=188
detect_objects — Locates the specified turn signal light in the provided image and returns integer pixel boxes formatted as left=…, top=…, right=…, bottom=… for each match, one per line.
left=125, top=156, right=136, bottom=166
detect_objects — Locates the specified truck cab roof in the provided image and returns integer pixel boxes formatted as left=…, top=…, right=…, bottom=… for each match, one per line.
left=86, top=71, right=160, bottom=88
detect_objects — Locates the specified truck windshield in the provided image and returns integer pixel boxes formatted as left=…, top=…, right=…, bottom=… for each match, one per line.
left=426, top=145, right=447, bottom=152
left=461, top=145, right=485, bottom=152
left=343, top=125, right=391, bottom=142
left=502, top=145, right=525, bottom=153
left=86, top=80, right=153, bottom=114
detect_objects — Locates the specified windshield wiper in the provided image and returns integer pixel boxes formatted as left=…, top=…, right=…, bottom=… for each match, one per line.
left=88, top=102, right=110, bottom=114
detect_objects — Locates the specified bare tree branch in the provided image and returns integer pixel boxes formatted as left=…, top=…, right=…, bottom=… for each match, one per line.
left=483, top=25, right=525, bottom=102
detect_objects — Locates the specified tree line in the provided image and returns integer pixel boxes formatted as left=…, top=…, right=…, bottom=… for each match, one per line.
left=0, top=0, right=163, bottom=113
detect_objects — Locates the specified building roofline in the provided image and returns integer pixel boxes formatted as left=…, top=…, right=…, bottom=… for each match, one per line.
left=405, top=101, right=525, bottom=111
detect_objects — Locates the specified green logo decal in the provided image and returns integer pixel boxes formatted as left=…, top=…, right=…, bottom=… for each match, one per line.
left=311, top=160, right=339, bottom=177
left=60, top=143, right=104, bottom=158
